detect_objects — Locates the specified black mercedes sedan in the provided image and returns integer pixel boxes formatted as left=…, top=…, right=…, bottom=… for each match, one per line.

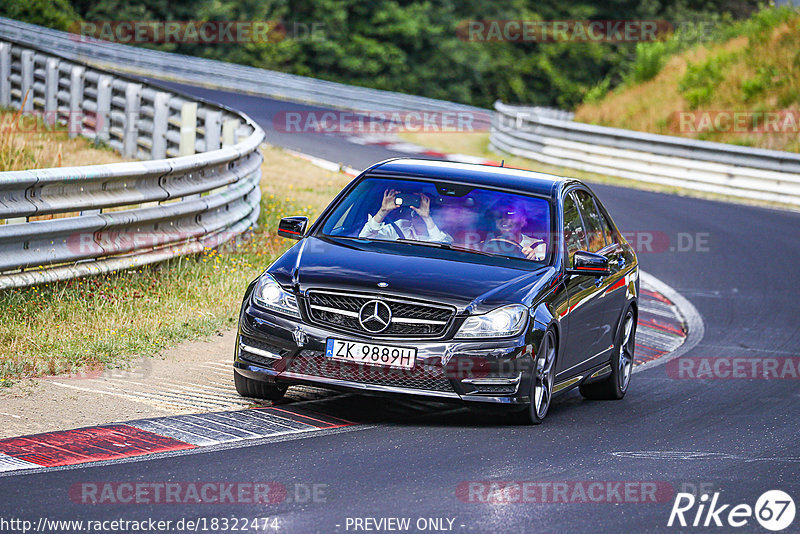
left=234, top=158, right=639, bottom=424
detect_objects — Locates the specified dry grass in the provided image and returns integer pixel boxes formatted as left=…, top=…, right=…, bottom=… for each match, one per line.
left=260, top=146, right=355, bottom=216
left=1, top=107, right=128, bottom=224
left=0, top=143, right=349, bottom=383
left=575, top=14, right=800, bottom=152
left=574, top=39, right=747, bottom=135
left=0, top=107, right=124, bottom=172
left=400, top=132, right=495, bottom=160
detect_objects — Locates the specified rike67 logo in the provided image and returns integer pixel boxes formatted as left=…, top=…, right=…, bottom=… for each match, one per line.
left=668, top=490, right=795, bottom=531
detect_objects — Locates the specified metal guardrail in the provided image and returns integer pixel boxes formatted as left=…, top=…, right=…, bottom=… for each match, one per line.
left=491, top=101, right=800, bottom=206
left=0, top=38, right=265, bottom=289
left=0, top=17, right=485, bottom=118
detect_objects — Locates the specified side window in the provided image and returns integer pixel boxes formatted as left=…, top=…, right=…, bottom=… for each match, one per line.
left=573, top=190, right=606, bottom=253
left=598, top=210, right=616, bottom=246
left=563, top=193, right=586, bottom=265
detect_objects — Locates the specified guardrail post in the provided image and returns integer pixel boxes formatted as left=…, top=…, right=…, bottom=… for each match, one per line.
left=20, top=49, right=33, bottom=111
left=222, top=119, right=239, bottom=147
left=122, top=82, right=142, bottom=158
left=0, top=42, right=10, bottom=107
left=150, top=91, right=170, bottom=159
left=179, top=102, right=197, bottom=156
left=204, top=110, right=222, bottom=152
left=68, top=65, right=85, bottom=138
left=95, top=74, right=112, bottom=141
left=44, top=57, right=58, bottom=126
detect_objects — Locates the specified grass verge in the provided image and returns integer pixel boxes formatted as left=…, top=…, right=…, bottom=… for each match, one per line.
left=575, top=7, right=800, bottom=152
left=1, top=107, right=124, bottom=172
left=0, top=143, right=353, bottom=385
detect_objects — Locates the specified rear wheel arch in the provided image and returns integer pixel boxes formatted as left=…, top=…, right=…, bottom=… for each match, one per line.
left=610, top=298, right=637, bottom=344
left=629, top=299, right=638, bottom=321
left=623, top=299, right=638, bottom=343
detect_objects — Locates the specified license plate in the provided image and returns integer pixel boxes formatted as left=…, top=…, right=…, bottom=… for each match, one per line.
left=325, top=339, right=416, bottom=369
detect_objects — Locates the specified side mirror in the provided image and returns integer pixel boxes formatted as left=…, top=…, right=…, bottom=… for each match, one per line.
left=278, top=216, right=308, bottom=240
left=566, top=250, right=611, bottom=276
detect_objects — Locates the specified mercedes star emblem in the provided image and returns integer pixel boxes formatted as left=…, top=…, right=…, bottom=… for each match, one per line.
left=358, top=300, right=392, bottom=333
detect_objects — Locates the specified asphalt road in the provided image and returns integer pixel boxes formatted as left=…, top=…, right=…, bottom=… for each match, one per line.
left=3, top=81, right=800, bottom=533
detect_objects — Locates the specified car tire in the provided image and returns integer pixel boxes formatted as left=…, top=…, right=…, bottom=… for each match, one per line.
left=579, top=306, right=636, bottom=400
left=234, top=371, right=288, bottom=401
left=514, top=328, right=558, bottom=425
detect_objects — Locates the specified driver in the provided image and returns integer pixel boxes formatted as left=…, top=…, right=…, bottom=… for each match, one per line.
left=483, top=202, right=546, bottom=261
left=359, top=189, right=453, bottom=243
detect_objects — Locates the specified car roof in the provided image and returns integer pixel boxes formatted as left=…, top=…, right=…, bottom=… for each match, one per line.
left=366, top=158, right=573, bottom=197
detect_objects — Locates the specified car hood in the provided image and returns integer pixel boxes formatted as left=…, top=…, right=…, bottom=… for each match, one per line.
left=268, top=237, right=555, bottom=313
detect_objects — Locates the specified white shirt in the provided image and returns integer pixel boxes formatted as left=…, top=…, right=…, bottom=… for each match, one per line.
left=359, top=214, right=453, bottom=243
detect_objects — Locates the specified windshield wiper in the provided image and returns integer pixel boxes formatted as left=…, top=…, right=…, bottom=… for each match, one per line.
left=328, top=236, right=497, bottom=257
left=394, top=239, right=495, bottom=257
left=326, top=235, right=382, bottom=243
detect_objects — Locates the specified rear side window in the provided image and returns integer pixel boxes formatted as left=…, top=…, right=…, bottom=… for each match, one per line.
left=563, top=193, right=586, bottom=264
left=573, top=190, right=606, bottom=253
left=598, top=209, right=616, bottom=246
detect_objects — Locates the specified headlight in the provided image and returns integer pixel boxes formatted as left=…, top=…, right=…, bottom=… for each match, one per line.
left=252, top=274, right=301, bottom=318
left=455, top=304, right=528, bottom=338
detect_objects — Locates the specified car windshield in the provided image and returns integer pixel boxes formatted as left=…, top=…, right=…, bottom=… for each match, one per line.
left=319, top=176, right=552, bottom=264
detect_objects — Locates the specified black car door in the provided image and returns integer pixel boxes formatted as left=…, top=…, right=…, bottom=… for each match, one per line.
left=592, top=196, right=630, bottom=333
left=559, top=190, right=615, bottom=378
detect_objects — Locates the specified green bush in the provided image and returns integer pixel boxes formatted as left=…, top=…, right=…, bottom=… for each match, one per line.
left=583, top=76, right=612, bottom=104
left=0, top=0, right=79, bottom=31
left=625, top=41, right=670, bottom=84
left=679, top=51, right=737, bottom=109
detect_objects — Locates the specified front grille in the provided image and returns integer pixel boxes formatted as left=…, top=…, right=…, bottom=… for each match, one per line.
left=305, top=290, right=454, bottom=338
left=285, top=351, right=454, bottom=393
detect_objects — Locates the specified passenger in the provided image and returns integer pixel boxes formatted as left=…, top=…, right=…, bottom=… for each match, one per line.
left=359, top=189, right=453, bottom=243
left=483, top=202, right=547, bottom=260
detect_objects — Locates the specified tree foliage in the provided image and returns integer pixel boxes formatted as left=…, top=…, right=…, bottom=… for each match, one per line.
left=2, top=0, right=762, bottom=109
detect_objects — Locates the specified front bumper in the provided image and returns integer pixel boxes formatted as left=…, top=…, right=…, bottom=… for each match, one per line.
left=234, top=301, right=535, bottom=405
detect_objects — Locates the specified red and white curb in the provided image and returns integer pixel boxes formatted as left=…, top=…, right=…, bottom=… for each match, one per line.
left=634, top=288, right=687, bottom=366
left=281, top=147, right=361, bottom=177
left=0, top=406, right=355, bottom=474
